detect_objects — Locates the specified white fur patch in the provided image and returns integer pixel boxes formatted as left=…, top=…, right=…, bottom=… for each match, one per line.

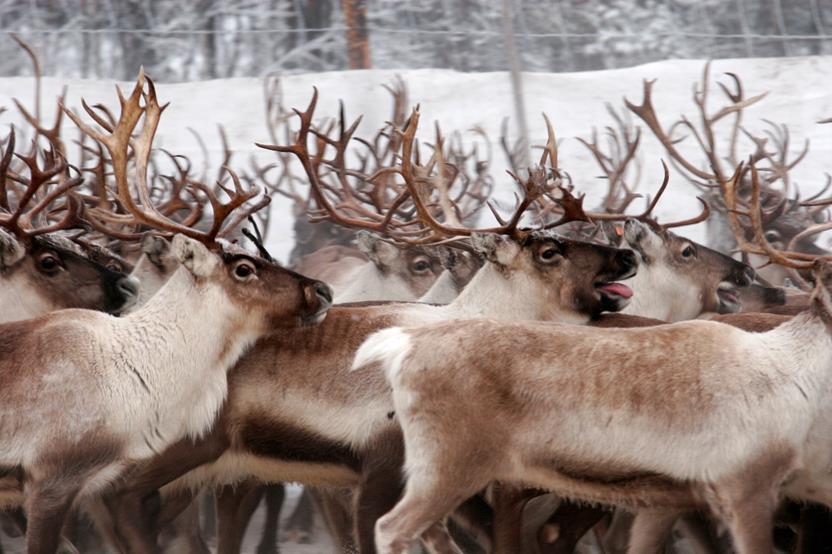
left=171, top=234, right=218, bottom=277
left=351, top=327, right=413, bottom=382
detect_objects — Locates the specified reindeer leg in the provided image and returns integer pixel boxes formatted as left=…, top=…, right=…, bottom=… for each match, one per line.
left=355, top=450, right=407, bottom=553
left=162, top=498, right=210, bottom=554
left=420, top=519, right=464, bottom=554
left=675, top=512, right=722, bottom=554
left=24, top=479, right=81, bottom=554
left=626, top=509, right=680, bottom=554
left=310, top=488, right=356, bottom=551
left=705, top=452, right=792, bottom=554
left=490, top=484, right=533, bottom=554
left=215, top=481, right=265, bottom=554
left=374, top=457, right=487, bottom=554
left=284, top=486, right=316, bottom=544
left=537, top=501, right=608, bottom=554
left=111, top=429, right=228, bottom=554
left=256, top=484, right=284, bottom=554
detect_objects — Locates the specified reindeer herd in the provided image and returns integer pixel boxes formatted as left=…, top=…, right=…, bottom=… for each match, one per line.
left=0, top=42, right=831, bottom=554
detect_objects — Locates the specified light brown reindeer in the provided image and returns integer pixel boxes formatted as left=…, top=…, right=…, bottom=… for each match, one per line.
left=355, top=163, right=832, bottom=554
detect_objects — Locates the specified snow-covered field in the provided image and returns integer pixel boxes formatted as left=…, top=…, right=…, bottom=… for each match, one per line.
left=1, top=56, right=831, bottom=261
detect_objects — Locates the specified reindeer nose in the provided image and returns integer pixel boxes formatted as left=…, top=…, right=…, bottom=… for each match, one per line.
left=617, top=249, right=638, bottom=272
left=737, top=266, right=755, bottom=286
left=116, top=276, right=140, bottom=301
left=314, top=282, right=333, bottom=307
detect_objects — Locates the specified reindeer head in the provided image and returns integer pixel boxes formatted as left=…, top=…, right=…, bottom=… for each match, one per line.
left=64, top=73, right=333, bottom=331
left=0, top=229, right=139, bottom=321
left=0, top=130, right=139, bottom=321
left=471, top=230, right=638, bottom=317
left=354, top=231, right=442, bottom=299
left=623, top=219, right=754, bottom=319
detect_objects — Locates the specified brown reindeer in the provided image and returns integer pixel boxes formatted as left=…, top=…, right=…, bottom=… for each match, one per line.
left=0, top=131, right=139, bottom=322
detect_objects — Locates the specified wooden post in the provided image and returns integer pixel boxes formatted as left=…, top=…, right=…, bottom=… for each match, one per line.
left=342, top=0, right=371, bottom=69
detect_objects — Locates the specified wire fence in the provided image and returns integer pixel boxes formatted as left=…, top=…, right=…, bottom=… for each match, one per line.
left=0, top=0, right=830, bottom=81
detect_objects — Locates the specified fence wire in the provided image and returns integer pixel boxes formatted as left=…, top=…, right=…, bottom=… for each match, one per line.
left=0, top=0, right=830, bottom=81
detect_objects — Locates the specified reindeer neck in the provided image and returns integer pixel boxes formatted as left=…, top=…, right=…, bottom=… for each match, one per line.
left=118, top=266, right=255, bottom=380
left=110, top=266, right=257, bottom=450
left=418, top=270, right=460, bottom=304
left=439, top=263, right=589, bottom=323
left=336, top=263, right=413, bottom=302
left=0, top=273, right=55, bottom=323
left=623, top=268, right=701, bottom=322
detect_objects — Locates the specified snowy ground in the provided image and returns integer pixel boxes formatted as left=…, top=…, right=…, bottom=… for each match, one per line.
left=1, top=56, right=832, bottom=261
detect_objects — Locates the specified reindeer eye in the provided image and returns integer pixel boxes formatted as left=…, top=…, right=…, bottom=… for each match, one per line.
left=539, top=247, right=560, bottom=262
left=411, top=257, right=432, bottom=274
left=681, top=245, right=695, bottom=258
left=232, top=260, right=257, bottom=281
left=106, top=261, right=123, bottom=273
left=764, top=230, right=781, bottom=242
left=37, top=252, right=62, bottom=273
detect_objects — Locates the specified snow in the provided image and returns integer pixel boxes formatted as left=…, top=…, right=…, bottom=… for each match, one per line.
left=1, top=55, right=831, bottom=262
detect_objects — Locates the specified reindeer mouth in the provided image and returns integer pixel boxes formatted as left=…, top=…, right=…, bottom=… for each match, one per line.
left=716, top=282, right=741, bottom=313
left=595, top=282, right=634, bottom=301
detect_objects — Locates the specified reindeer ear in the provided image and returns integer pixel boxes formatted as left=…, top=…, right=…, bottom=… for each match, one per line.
left=0, top=229, right=24, bottom=270
left=171, top=234, right=217, bottom=277
left=436, top=246, right=459, bottom=270
left=141, top=233, right=171, bottom=266
left=470, top=233, right=517, bottom=267
left=356, top=231, right=398, bottom=269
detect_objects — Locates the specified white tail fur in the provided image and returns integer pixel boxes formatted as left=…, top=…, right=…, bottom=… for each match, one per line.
left=351, top=327, right=413, bottom=381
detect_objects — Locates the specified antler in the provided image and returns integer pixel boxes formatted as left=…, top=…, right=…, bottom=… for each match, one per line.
left=64, top=72, right=264, bottom=246
left=0, top=132, right=85, bottom=239
left=625, top=64, right=768, bottom=189
left=724, top=162, right=831, bottom=287
left=578, top=104, right=642, bottom=214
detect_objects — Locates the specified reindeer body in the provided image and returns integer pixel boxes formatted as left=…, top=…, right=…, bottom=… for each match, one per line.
left=357, top=269, right=832, bottom=554
left=110, top=234, right=637, bottom=553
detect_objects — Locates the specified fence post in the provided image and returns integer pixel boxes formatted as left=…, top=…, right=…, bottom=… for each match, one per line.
left=501, top=0, right=530, bottom=170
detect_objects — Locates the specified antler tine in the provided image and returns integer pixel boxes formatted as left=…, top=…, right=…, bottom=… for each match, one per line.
left=625, top=80, right=714, bottom=183
left=257, top=89, right=402, bottom=235
left=393, top=108, right=557, bottom=243
left=726, top=162, right=821, bottom=275
left=540, top=113, right=558, bottom=170
left=66, top=72, right=258, bottom=245
left=3, top=144, right=67, bottom=232
left=13, top=87, right=69, bottom=160
left=538, top=180, right=591, bottom=230
left=26, top=192, right=84, bottom=237
left=661, top=197, right=710, bottom=229
left=0, top=130, right=16, bottom=212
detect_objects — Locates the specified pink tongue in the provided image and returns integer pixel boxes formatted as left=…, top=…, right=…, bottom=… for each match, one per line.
left=597, top=282, right=633, bottom=299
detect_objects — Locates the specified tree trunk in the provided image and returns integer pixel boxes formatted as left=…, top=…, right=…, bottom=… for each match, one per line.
left=341, top=0, right=370, bottom=69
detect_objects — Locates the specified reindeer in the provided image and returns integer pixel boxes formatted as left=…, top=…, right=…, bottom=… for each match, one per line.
left=0, top=74, right=333, bottom=554
left=625, top=63, right=828, bottom=285
left=0, top=134, right=139, bottom=322
left=102, top=99, right=639, bottom=554
left=356, top=162, right=832, bottom=554
left=111, top=102, right=763, bottom=554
